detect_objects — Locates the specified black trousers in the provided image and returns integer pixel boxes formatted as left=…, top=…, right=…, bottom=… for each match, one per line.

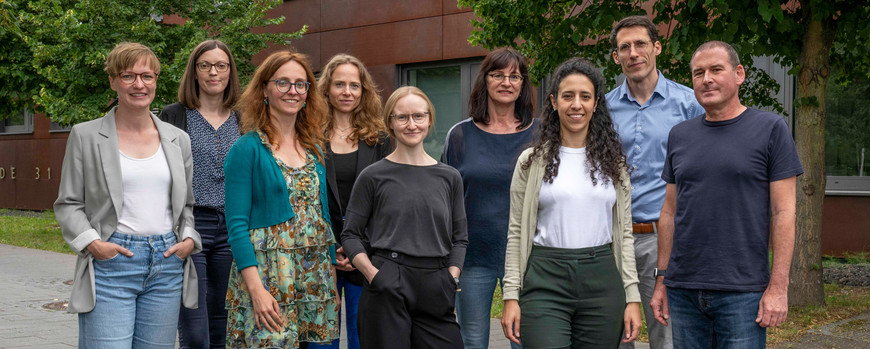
left=357, top=251, right=463, bottom=349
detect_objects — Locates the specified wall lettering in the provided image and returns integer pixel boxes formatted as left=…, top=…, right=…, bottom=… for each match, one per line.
left=0, top=166, right=52, bottom=180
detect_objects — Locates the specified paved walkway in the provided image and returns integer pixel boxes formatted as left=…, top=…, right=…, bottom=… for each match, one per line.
left=0, top=244, right=77, bottom=348
left=10, top=244, right=867, bottom=348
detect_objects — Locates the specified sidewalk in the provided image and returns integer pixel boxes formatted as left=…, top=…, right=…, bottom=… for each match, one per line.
left=0, top=244, right=77, bottom=348
left=6, top=244, right=863, bottom=348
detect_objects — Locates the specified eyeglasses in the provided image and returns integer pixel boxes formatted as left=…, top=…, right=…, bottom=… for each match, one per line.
left=390, top=112, right=430, bottom=125
left=617, top=40, right=652, bottom=55
left=196, top=61, right=230, bottom=72
left=117, top=72, right=158, bottom=85
left=333, top=81, right=361, bottom=92
left=487, top=72, right=523, bottom=83
left=265, top=79, right=311, bottom=94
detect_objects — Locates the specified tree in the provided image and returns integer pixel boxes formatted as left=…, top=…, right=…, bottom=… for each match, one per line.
left=459, top=0, right=870, bottom=306
left=1, top=0, right=306, bottom=125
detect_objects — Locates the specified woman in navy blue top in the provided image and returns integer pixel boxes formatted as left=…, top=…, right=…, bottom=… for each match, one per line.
left=440, top=47, right=537, bottom=349
left=158, top=39, right=241, bottom=349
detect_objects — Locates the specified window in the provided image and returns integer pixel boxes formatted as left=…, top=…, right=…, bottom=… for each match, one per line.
left=50, top=120, right=72, bottom=133
left=0, top=107, right=34, bottom=135
left=825, top=70, right=870, bottom=195
left=401, top=59, right=480, bottom=159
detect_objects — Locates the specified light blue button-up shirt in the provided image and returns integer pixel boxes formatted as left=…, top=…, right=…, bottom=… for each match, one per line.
left=605, top=71, right=704, bottom=222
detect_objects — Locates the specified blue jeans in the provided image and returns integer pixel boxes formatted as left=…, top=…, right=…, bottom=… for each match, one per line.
left=177, top=207, right=233, bottom=349
left=79, top=232, right=184, bottom=349
left=455, top=266, right=522, bottom=349
left=309, top=271, right=363, bottom=349
left=667, top=287, right=766, bottom=348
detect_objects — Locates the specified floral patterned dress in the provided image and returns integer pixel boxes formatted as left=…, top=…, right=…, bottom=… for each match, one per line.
left=226, top=133, right=339, bottom=348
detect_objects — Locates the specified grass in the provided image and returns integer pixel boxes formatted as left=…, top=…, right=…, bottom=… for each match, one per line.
left=490, top=279, right=870, bottom=345
left=823, top=252, right=870, bottom=267
left=768, top=283, right=870, bottom=344
left=0, top=209, right=72, bottom=254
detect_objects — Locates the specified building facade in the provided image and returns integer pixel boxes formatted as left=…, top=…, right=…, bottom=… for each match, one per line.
left=1, top=0, right=867, bottom=255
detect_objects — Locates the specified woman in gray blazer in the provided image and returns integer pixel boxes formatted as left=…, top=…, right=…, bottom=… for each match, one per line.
left=54, top=42, right=202, bottom=349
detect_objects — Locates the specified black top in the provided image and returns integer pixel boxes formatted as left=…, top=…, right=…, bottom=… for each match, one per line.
left=341, top=159, right=469, bottom=269
left=157, top=102, right=188, bottom=130
left=333, top=150, right=358, bottom=214
left=324, top=133, right=391, bottom=285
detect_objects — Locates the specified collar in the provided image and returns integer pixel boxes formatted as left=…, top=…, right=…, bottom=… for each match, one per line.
left=616, top=70, right=669, bottom=106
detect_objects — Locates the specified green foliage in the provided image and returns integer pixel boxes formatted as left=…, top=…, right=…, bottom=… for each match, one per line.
left=1, top=0, right=305, bottom=125
left=460, top=0, right=869, bottom=114
left=825, top=70, right=870, bottom=176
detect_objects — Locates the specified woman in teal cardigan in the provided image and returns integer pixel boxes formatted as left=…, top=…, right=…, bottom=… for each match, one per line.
left=223, top=50, right=338, bottom=349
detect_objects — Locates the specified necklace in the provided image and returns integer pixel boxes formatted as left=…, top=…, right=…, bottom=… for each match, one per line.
left=334, top=124, right=353, bottom=140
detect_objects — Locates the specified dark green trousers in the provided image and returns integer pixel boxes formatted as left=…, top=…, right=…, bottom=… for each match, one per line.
left=519, top=244, right=626, bottom=349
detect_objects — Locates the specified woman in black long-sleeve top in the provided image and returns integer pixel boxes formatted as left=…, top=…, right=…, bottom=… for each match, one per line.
left=341, top=86, right=468, bottom=349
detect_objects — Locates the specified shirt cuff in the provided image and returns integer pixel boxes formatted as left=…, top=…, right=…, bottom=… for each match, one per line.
left=179, top=226, right=202, bottom=253
left=70, top=229, right=100, bottom=254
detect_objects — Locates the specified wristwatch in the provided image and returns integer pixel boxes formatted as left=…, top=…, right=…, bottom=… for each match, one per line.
left=654, top=268, right=667, bottom=278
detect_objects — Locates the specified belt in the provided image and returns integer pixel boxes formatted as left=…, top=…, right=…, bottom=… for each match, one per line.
left=632, top=221, right=657, bottom=234
left=372, top=250, right=448, bottom=269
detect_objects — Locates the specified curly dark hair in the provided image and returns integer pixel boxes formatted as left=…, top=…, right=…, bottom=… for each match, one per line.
left=523, top=57, right=627, bottom=185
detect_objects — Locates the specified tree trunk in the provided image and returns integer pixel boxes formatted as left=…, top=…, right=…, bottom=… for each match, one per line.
left=790, top=7, right=835, bottom=307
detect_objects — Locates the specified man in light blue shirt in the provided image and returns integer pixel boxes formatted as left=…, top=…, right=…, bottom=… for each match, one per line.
left=606, top=16, right=703, bottom=349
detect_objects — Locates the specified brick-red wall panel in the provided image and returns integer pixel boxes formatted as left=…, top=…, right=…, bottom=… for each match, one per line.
left=320, top=17, right=442, bottom=67
left=320, top=0, right=441, bottom=32
left=442, top=12, right=488, bottom=60
left=822, top=196, right=870, bottom=256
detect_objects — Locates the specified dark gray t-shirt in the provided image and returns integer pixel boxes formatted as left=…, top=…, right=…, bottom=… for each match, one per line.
left=340, top=159, right=469, bottom=269
left=662, top=107, right=803, bottom=291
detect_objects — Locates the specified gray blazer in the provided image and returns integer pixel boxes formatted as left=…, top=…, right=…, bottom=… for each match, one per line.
left=54, top=107, right=202, bottom=313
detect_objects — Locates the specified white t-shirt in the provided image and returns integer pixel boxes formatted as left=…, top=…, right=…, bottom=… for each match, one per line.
left=534, top=146, right=615, bottom=249
left=116, top=145, right=174, bottom=236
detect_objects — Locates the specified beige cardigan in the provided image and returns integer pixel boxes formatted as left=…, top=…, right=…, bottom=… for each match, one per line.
left=502, top=147, right=640, bottom=303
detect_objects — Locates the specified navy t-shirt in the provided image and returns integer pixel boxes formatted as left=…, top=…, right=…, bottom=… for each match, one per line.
left=441, top=118, right=538, bottom=271
left=661, top=108, right=803, bottom=292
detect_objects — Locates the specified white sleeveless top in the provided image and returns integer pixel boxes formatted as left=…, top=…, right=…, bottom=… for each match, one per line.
left=116, top=145, right=174, bottom=236
left=534, top=146, right=615, bottom=248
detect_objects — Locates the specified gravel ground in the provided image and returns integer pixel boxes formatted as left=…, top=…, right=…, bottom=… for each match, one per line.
left=825, top=263, right=870, bottom=287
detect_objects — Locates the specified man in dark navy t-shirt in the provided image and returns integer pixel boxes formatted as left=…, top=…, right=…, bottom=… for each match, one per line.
left=650, top=41, right=803, bottom=348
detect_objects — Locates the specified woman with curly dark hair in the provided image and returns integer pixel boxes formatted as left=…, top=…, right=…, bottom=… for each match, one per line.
left=500, top=57, right=642, bottom=348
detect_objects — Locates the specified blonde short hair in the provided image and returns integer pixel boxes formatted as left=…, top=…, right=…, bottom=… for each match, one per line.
left=104, top=42, right=160, bottom=77
left=382, top=86, right=435, bottom=140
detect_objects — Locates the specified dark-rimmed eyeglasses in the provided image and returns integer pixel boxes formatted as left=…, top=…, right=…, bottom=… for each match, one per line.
left=487, top=72, right=523, bottom=83
left=265, top=79, right=311, bottom=94
left=196, top=61, right=230, bottom=72
left=117, top=72, right=158, bottom=85
left=617, top=40, right=652, bottom=55
left=390, top=112, right=430, bottom=125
